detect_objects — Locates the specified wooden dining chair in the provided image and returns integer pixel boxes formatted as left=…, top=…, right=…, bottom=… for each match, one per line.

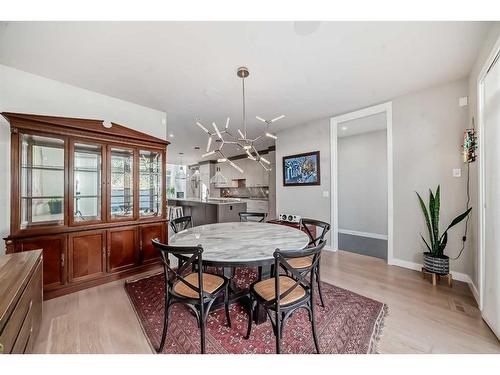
left=152, top=239, right=231, bottom=354
left=284, top=218, right=330, bottom=307
left=170, top=215, right=193, bottom=234
left=239, top=212, right=267, bottom=222
left=245, top=240, right=326, bottom=354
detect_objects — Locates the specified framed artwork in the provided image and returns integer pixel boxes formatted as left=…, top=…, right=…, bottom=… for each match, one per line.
left=282, top=151, right=321, bottom=186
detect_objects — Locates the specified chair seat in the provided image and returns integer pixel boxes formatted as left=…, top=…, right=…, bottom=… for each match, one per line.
left=286, top=255, right=313, bottom=269
left=252, top=276, right=306, bottom=305
left=173, top=273, right=225, bottom=298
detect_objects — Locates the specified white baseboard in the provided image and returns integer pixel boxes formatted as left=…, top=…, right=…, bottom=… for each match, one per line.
left=389, top=257, right=480, bottom=306
left=469, top=280, right=480, bottom=305
left=338, top=228, right=388, bottom=240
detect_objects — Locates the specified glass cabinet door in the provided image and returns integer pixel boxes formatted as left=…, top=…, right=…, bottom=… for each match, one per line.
left=73, top=143, right=102, bottom=222
left=110, top=147, right=134, bottom=219
left=21, top=134, right=65, bottom=228
left=139, top=150, right=162, bottom=217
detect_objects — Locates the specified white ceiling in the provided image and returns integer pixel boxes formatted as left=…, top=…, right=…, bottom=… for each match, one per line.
left=0, top=21, right=491, bottom=164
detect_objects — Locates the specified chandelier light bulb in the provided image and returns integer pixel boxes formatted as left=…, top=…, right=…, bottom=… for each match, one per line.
left=260, top=156, right=271, bottom=165
left=265, top=132, right=277, bottom=140
left=196, top=121, right=210, bottom=134
left=271, top=115, right=285, bottom=122
left=202, top=150, right=216, bottom=158
left=245, top=149, right=256, bottom=160
left=237, top=129, right=245, bottom=139
left=212, top=122, right=222, bottom=139
left=206, top=136, right=212, bottom=152
left=225, top=117, right=230, bottom=129
left=255, top=116, right=266, bottom=123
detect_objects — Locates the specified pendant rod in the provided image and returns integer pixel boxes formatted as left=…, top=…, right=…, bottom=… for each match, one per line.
left=242, top=74, right=246, bottom=138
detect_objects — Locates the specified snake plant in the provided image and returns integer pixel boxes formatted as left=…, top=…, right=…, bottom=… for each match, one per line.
left=416, top=185, right=472, bottom=257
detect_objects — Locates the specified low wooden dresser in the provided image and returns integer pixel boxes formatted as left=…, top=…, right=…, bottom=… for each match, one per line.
left=0, top=250, right=43, bottom=354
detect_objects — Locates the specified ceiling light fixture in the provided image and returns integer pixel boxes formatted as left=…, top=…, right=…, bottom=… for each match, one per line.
left=195, top=66, right=284, bottom=173
left=176, top=152, right=186, bottom=180
left=210, top=166, right=228, bottom=184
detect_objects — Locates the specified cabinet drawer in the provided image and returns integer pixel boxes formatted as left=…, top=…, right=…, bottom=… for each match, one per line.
left=0, top=258, right=42, bottom=354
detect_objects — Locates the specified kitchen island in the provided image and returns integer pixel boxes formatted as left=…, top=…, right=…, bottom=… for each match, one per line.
left=168, top=197, right=247, bottom=226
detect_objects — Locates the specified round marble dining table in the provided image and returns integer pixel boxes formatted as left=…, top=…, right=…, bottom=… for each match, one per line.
left=169, top=221, right=310, bottom=267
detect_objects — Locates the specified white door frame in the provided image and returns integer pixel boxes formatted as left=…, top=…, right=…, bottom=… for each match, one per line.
left=477, top=35, right=500, bottom=311
left=330, top=102, right=394, bottom=264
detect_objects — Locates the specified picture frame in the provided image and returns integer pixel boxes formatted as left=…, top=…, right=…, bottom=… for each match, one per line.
left=282, top=151, right=321, bottom=186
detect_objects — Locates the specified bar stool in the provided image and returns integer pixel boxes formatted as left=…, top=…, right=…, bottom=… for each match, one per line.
left=170, top=206, right=184, bottom=221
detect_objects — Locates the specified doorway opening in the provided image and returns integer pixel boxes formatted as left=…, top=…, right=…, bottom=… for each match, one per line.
left=330, top=102, right=393, bottom=263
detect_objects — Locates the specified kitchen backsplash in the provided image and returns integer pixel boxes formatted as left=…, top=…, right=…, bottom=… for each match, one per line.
left=220, top=186, right=269, bottom=199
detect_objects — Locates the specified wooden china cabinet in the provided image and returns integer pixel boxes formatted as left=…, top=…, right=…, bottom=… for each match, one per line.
left=2, top=113, right=169, bottom=299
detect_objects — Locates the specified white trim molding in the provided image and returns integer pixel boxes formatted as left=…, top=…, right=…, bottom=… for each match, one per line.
left=390, top=257, right=480, bottom=305
left=330, top=102, right=394, bottom=264
left=477, top=33, right=500, bottom=311
left=338, top=228, right=388, bottom=241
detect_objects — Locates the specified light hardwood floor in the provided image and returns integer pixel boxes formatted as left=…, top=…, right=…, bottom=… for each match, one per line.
left=34, top=250, right=500, bottom=354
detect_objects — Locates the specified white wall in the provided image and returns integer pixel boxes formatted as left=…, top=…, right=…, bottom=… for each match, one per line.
left=338, top=129, right=387, bottom=235
left=392, top=79, right=469, bottom=275
left=276, top=78, right=470, bottom=277
left=0, top=65, right=167, bottom=253
left=276, top=118, right=331, bottom=244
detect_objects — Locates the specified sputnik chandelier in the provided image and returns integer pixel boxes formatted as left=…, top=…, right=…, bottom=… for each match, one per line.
left=196, top=67, right=284, bottom=173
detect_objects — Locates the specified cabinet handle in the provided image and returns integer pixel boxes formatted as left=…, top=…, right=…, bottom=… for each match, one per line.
left=61, top=253, right=65, bottom=267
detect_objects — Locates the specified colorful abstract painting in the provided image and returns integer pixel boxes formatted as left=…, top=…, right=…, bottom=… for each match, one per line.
left=282, top=151, right=320, bottom=186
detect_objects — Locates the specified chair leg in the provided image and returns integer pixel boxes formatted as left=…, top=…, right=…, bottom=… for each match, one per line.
left=224, top=284, right=232, bottom=327
left=245, top=299, right=256, bottom=339
left=200, top=316, right=206, bottom=354
left=275, top=309, right=281, bottom=354
left=316, top=264, right=325, bottom=308
left=310, top=301, right=320, bottom=354
left=280, top=313, right=286, bottom=340
left=158, top=300, right=170, bottom=353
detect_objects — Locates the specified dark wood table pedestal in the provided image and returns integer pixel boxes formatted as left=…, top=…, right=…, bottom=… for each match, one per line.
left=219, top=264, right=272, bottom=325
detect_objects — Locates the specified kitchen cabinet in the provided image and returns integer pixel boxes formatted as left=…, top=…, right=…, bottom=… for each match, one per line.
left=242, top=199, right=269, bottom=214
left=239, top=157, right=270, bottom=187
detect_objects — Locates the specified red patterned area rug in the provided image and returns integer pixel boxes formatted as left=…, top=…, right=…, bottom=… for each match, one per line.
left=125, top=268, right=387, bottom=354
